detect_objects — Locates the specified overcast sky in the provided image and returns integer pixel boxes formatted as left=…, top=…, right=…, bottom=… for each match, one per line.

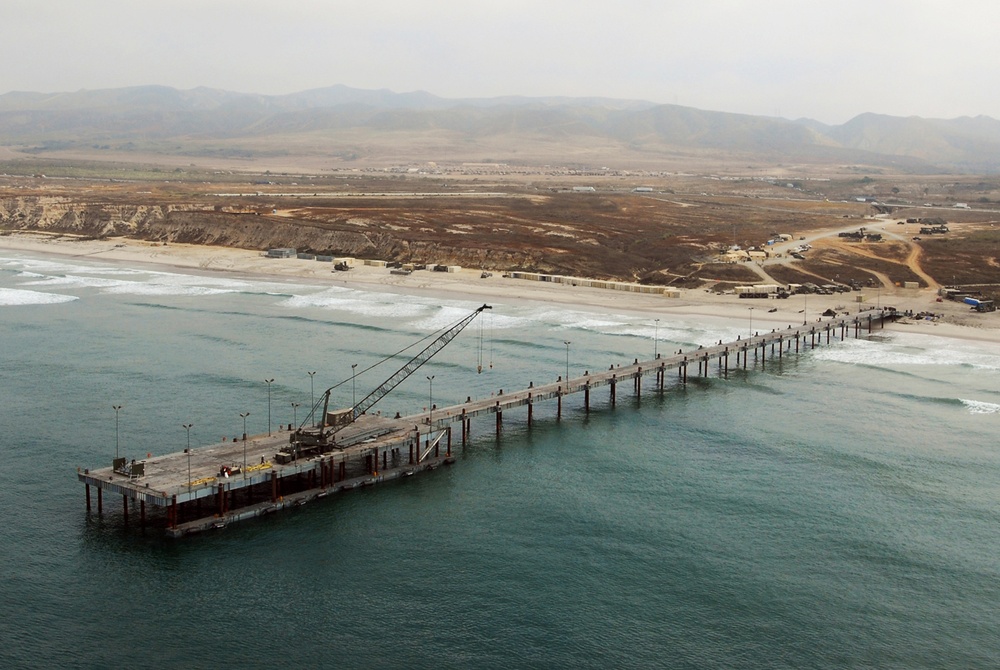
left=3, top=0, right=998, bottom=124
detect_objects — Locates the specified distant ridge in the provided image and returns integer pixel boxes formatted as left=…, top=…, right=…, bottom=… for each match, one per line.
left=1, top=84, right=998, bottom=172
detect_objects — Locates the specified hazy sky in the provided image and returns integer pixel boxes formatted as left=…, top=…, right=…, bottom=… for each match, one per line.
left=4, top=0, right=998, bottom=124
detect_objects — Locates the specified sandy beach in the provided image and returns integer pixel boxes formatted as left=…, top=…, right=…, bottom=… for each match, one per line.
left=3, top=231, right=999, bottom=345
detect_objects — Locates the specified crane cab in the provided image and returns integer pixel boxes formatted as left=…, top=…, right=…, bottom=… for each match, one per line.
left=326, top=408, right=355, bottom=427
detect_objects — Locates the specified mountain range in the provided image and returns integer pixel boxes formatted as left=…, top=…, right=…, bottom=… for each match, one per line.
left=1, top=84, right=998, bottom=172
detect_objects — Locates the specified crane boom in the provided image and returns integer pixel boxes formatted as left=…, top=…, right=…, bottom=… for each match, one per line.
left=290, top=303, right=492, bottom=455
left=350, top=303, right=492, bottom=420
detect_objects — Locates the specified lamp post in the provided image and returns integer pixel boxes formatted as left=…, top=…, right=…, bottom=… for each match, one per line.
left=240, top=412, right=250, bottom=477
left=264, top=378, right=274, bottom=436
left=563, top=341, right=571, bottom=383
left=804, top=294, right=808, bottom=325
left=291, top=402, right=299, bottom=428
left=351, top=363, right=358, bottom=409
left=307, top=371, right=317, bottom=424
left=426, top=375, right=435, bottom=433
left=654, top=319, right=660, bottom=359
left=748, top=307, right=754, bottom=338
left=112, top=404, right=122, bottom=461
left=183, top=423, right=193, bottom=489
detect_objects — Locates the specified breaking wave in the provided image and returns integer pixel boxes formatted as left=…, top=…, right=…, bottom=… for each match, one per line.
left=0, top=287, right=78, bottom=306
left=813, top=336, right=1000, bottom=371
left=960, top=399, right=1000, bottom=415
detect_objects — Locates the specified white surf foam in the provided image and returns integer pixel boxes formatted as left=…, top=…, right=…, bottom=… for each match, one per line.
left=2, top=257, right=149, bottom=277
left=503, top=307, right=744, bottom=348
left=283, top=287, right=432, bottom=319
left=15, top=268, right=314, bottom=297
left=0, top=287, right=78, bottom=306
left=814, top=336, right=1000, bottom=371
left=6, top=253, right=327, bottom=297
left=103, top=282, right=238, bottom=297
left=482, top=312, right=534, bottom=331
left=18, top=274, right=123, bottom=290
left=411, top=305, right=486, bottom=331
left=960, top=399, right=1000, bottom=415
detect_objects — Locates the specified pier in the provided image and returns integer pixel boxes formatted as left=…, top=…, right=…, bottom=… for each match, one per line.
left=78, top=309, right=899, bottom=536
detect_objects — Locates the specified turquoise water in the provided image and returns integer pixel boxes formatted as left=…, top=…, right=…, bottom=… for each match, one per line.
left=1, top=252, right=999, bottom=668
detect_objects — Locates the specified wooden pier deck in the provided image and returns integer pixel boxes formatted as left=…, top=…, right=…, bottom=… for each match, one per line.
left=406, top=310, right=897, bottom=432
left=78, top=309, right=898, bottom=536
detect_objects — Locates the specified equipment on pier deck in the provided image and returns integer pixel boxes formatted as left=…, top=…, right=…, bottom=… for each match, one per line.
left=283, top=304, right=492, bottom=458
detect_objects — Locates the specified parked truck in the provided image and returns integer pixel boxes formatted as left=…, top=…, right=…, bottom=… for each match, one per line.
left=963, top=297, right=996, bottom=313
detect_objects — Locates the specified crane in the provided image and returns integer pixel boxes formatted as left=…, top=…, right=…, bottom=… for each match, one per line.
left=286, top=304, right=492, bottom=456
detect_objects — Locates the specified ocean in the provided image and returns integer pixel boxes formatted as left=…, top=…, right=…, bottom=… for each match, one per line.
left=1, top=250, right=998, bottom=669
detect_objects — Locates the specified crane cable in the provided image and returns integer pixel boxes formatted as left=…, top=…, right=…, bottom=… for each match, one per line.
left=477, top=317, right=484, bottom=374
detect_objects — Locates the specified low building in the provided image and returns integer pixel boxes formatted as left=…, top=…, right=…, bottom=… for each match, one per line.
left=266, top=248, right=296, bottom=258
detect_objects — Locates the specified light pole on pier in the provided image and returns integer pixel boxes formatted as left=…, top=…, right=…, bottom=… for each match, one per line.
left=748, top=307, right=754, bottom=339
left=804, top=294, right=808, bottom=325
left=351, top=363, right=358, bottom=410
left=112, top=404, right=122, bottom=461
left=563, top=341, right=571, bottom=383
left=426, top=375, right=435, bottom=433
left=307, top=371, right=317, bottom=424
left=264, top=379, right=274, bottom=436
left=240, top=412, right=250, bottom=477
left=291, top=402, right=299, bottom=428
left=183, top=423, right=193, bottom=489
left=654, top=319, right=660, bottom=359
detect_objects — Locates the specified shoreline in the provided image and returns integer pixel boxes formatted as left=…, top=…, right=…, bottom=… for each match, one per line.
left=3, top=231, right=1000, bottom=345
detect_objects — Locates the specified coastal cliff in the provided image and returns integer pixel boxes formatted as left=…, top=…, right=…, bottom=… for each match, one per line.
left=0, top=196, right=547, bottom=271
